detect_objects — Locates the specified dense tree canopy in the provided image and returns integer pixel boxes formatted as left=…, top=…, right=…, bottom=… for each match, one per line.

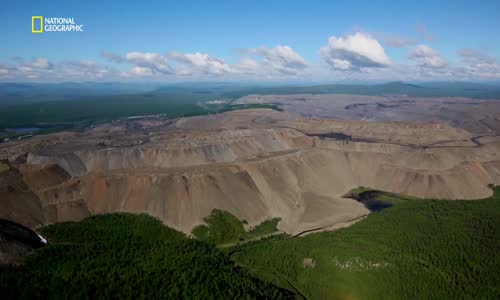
left=0, top=213, right=293, bottom=299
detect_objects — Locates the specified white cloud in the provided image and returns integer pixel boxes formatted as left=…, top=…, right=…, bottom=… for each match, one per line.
left=1, top=58, right=118, bottom=81
left=167, top=46, right=307, bottom=78
left=331, top=59, right=351, bottom=70
left=30, top=58, right=52, bottom=69
left=455, top=48, right=500, bottom=80
left=18, top=66, right=33, bottom=73
left=5, top=58, right=55, bottom=79
left=3, top=37, right=499, bottom=81
left=320, top=33, right=391, bottom=71
left=236, top=57, right=259, bottom=75
left=409, top=45, right=447, bottom=68
left=57, top=61, right=113, bottom=79
left=23, top=58, right=53, bottom=69
left=129, top=66, right=154, bottom=76
left=169, top=52, right=234, bottom=75
left=250, top=45, right=307, bottom=75
left=125, top=52, right=173, bottom=74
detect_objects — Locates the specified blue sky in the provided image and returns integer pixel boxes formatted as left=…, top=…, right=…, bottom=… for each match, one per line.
left=1, top=0, right=500, bottom=82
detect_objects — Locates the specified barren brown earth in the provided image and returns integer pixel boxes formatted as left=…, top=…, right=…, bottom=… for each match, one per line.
left=1, top=97, right=500, bottom=235
left=235, top=94, right=500, bottom=134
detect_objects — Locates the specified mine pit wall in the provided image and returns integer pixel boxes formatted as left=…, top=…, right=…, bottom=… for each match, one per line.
left=16, top=135, right=500, bottom=234
left=27, top=152, right=88, bottom=177
left=0, top=162, right=90, bottom=228
left=80, top=166, right=274, bottom=233
left=78, top=149, right=369, bottom=234
left=26, top=128, right=312, bottom=177
left=74, top=147, right=500, bottom=234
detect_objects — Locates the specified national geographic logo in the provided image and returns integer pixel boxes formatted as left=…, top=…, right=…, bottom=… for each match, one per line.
left=32, top=16, right=84, bottom=33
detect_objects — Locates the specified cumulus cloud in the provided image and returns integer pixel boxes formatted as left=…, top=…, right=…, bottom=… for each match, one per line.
left=28, top=58, right=52, bottom=69
left=3, top=58, right=56, bottom=79
left=409, top=45, right=447, bottom=68
left=249, top=45, right=307, bottom=75
left=320, top=33, right=391, bottom=71
left=4, top=37, right=499, bottom=82
left=455, top=48, right=500, bottom=80
left=169, top=52, right=234, bottom=76
left=21, top=58, right=53, bottom=70
left=128, top=66, right=153, bottom=77
left=58, top=60, right=113, bottom=79
left=125, top=52, right=174, bottom=75
left=102, top=51, right=175, bottom=77
left=0, top=57, right=120, bottom=81
left=167, top=46, right=307, bottom=78
left=236, top=57, right=259, bottom=75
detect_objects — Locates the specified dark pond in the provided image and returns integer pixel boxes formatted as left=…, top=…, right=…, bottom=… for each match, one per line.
left=346, top=190, right=393, bottom=212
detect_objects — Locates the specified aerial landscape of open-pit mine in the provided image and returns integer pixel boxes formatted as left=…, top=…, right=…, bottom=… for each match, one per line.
left=3, top=2, right=500, bottom=298
left=2, top=94, right=500, bottom=236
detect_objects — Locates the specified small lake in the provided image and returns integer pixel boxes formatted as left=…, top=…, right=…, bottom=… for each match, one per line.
left=346, top=190, right=393, bottom=212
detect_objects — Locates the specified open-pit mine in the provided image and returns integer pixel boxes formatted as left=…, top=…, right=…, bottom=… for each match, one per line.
left=2, top=95, right=500, bottom=235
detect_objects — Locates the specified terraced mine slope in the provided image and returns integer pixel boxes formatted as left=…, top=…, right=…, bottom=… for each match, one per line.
left=1, top=107, right=500, bottom=235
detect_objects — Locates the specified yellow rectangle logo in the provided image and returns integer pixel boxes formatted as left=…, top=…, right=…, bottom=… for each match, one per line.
left=32, top=16, right=43, bottom=33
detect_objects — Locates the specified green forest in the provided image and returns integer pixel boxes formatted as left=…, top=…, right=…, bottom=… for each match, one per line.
left=230, top=187, right=500, bottom=299
left=191, top=209, right=281, bottom=245
left=2, top=187, right=500, bottom=299
left=0, top=213, right=293, bottom=299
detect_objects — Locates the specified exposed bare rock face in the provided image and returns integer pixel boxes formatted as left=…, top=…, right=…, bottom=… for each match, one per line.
left=1, top=107, right=500, bottom=234
left=0, top=160, right=90, bottom=228
left=0, top=160, right=45, bottom=228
